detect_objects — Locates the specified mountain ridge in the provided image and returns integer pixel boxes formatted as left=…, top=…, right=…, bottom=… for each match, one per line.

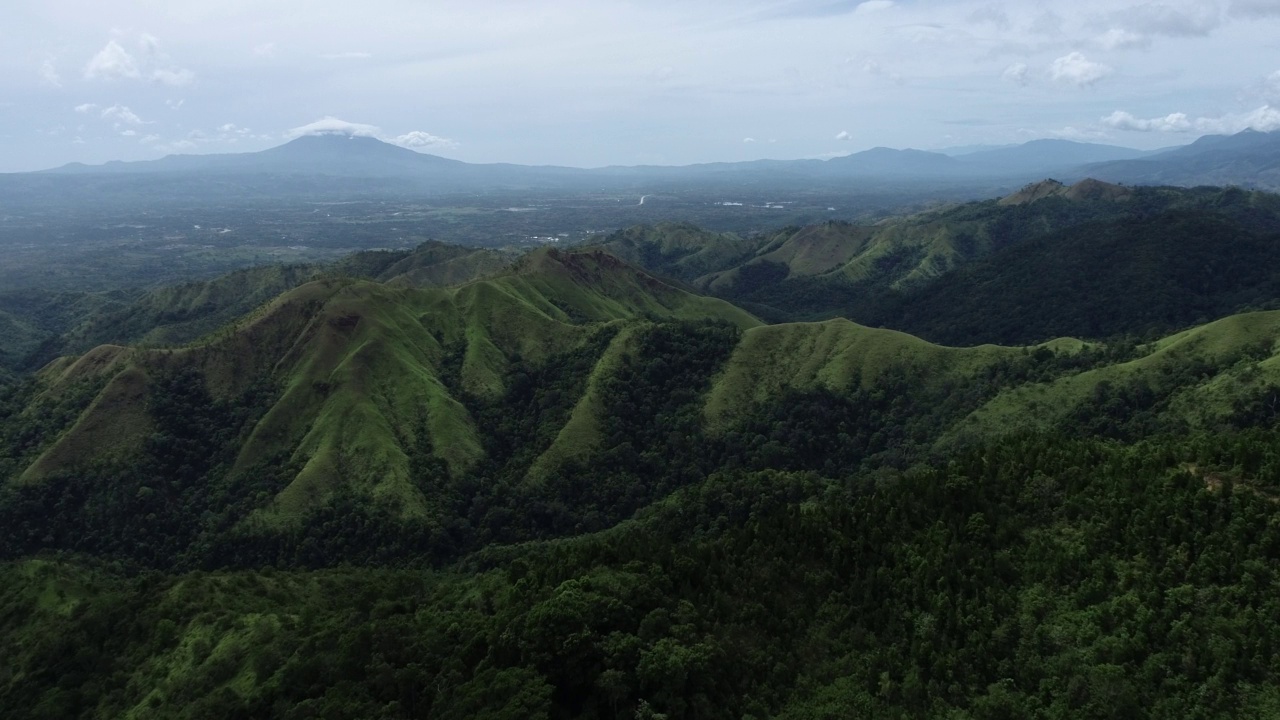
left=23, top=132, right=1160, bottom=182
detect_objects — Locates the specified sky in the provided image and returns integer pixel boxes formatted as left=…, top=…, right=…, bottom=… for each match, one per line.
left=4, top=0, right=1280, bottom=172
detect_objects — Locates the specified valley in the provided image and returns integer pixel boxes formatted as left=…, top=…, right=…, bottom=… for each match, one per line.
left=6, top=156, right=1280, bottom=718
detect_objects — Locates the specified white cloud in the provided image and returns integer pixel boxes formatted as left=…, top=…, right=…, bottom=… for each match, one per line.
left=40, top=60, right=62, bottom=87
left=166, top=99, right=185, bottom=110
left=285, top=116, right=382, bottom=139
left=1002, top=62, right=1030, bottom=86
left=141, top=35, right=195, bottom=86
left=1230, top=0, right=1280, bottom=17
left=854, top=1, right=895, bottom=14
left=1097, top=28, right=1152, bottom=51
left=1050, top=52, right=1113, bottom=87
left=84, top=35, right=194, bottom=86
left=742, top=137, right=757, bottom=143
left=74, top=103, right=98, bottom=114
left=1049, top=126, right=1111, bottom=141
left=217, top=124, right=253, bottom=140
left=101, top=105, right=147, bottom=126
left=1103, top=106, right=1280, bottom=133
left=1103, top=110, right=1193, bottom=131
left=392, top=130, right=459, bottom=150
left=152, top=68, right=195, bottom=87
left=1191, top=106, right=1280, bottom=133
left=835, top=130, right=852, bottom=140
left=284, top=116, right=458, bottom=151
left=141, top=134, right=161, bottom=144
left=320, top=51, right=373, bottom=60
left=84, top=40, right=140, bottom=81
left=121, top=129, right=137, bottom=137
left=253, top=42, right=278, bottom=57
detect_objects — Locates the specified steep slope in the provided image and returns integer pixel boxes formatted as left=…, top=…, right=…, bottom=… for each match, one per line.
left=858, top=194, right=1280, bottom=345
left=5, top=241, right=515, bottom=373
left=4, top=249, right=759, bottom=533
left=948, top=310, right=1280, bottom=445
left=610, top=178, right=1158, bottom=302
left=588, top=222, right=761, bottom=283
left=699, top=317, right=1078, bottom=428
left=373, top=242, right=513, bottom=287
left=605, top=183, right=1280, bottom=343
left=10, top=251, right=1280, bottom=573
left=12, top=201, right=1280, bottom=570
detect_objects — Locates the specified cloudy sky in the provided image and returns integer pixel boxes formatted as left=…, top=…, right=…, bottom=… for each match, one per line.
left=4, top=0, right=1280, bottom=172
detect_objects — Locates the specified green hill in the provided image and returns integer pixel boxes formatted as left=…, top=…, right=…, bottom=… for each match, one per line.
left=600, top=183, right=1280, bottom=343
left=588, top=222, right=760, bottom=283
left=859, top=203, right=1280, bottom=345
left=10, top=189, right=1280, bottom=718
left=1, top=249, right=758, bottom=546
left=11, top=244, right=1280, bottom=566
left=0, top=240, right=516, bottom=374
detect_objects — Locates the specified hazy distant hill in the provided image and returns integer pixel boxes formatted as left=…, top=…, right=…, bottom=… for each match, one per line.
left=1084, top=129, right=1280, bottom=189
left=958, top=139, right=1152, bottom=175
left=46, top=135, right=468, bottom=177
left=22, top=129, right=1280, bottom=199
left=824, top=147, right=966, bottom=176
left=16, top=133, right=1168, bottom=191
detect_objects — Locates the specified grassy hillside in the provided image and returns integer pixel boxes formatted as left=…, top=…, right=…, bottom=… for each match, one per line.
left=12, top=260, right=1280, bottom=569
left=589, top=222, right=760, bottom=283
left=0, top=249, right=758, bottom=550
left=0, top=241, right=515, bottom=374
left=861, top=207, right=1280, bottom=345
left=8, top=206, right=1280, bottom=716
left=947, top=310, right=1280, bottom=446
left=599, top=183, right=1280, bottom=343
left=704, top=318, right=1013, bottom=428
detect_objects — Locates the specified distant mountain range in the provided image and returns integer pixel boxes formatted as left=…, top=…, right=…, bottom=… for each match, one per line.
left=14, top=128, right=1280, bottom=195
left=1081, top=128, right=1280, bottom=188
left=40, top=134, right=1155, bottom=180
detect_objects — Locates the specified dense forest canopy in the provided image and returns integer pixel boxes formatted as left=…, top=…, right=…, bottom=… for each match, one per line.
left=5, top=181, right=1280, bottom=718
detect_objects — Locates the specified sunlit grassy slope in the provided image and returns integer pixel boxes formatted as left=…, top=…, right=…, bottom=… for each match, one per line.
left=601, top=181, right=1145, bottom=297
left=14, top=236, right=1280, bottom=534
left=10, top=249, right=757, bottom=525
left=946, top=310, right=1280, bottom=446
